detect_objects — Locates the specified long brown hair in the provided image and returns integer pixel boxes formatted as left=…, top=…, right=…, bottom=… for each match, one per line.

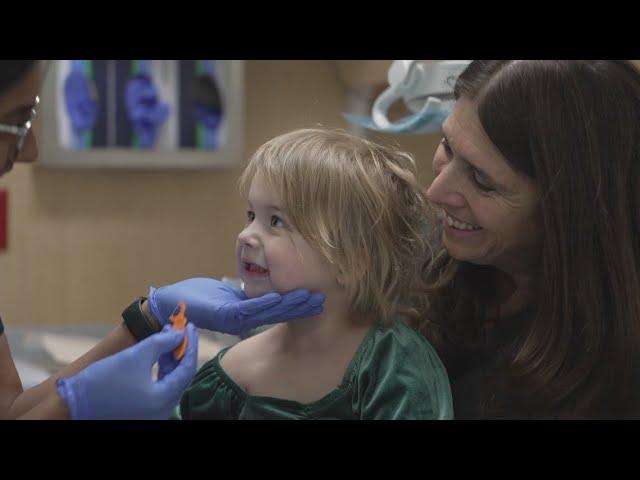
left=420, top=60, right=640, bottom=418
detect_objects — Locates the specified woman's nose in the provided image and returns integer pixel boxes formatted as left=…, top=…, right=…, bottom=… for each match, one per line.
left=15, top=127, right=38, bottom=165
left=426, top=160, right=467, bottom=209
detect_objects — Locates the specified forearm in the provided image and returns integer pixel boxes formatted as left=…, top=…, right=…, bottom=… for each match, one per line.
left=8, top=299, right=162, bottom=419
left=17, top=388, right=70, bottom=420
left=6, top=322, right=137, bottom=419
left=0, top=335, right=24, bottom=419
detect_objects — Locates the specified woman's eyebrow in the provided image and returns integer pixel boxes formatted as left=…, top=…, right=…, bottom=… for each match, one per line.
left=442, top=132, right=506, bottom=190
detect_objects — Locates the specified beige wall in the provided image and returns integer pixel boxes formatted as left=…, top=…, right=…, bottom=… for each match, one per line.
left=0, top=61, right=441, bottom=327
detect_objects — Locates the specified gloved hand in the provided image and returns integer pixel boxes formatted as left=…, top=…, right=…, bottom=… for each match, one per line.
left=56, top=324, right=198, bottom=420
left=64, top=70, right=98, bottom=134
left=125, top=74, right=171, bottom=149
left=148, top=277, right=325, bottom=335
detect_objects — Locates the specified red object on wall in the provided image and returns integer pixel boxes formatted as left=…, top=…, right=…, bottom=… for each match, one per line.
left=0, top=190, right=7, bottom=251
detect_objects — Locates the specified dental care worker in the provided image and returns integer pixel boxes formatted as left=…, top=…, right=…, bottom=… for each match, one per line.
left=0, top=60, right=324, bottom=420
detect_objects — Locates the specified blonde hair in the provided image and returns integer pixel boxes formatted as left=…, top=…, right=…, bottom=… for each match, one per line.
left=239, top=128, right=433, bottom=326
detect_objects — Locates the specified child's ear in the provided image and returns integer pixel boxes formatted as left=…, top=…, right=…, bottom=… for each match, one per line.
left=335, top=270, right=356, bottom=290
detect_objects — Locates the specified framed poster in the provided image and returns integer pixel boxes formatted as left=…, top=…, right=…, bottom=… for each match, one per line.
left=39, top=60, right=245, bottom=169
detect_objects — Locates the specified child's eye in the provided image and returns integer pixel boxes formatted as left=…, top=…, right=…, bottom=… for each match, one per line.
left=270, top=215, right=284, bottom=227
left=246, top=210, right=255, bottom=222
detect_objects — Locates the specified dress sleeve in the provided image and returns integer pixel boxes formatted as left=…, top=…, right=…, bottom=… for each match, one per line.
left=354, top=324, right=454, bottom=420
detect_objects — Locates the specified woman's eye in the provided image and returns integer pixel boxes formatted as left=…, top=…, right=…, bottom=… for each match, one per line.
left=441, top=138, right=453, bottom=156
left=472, top=169, right=494, bottom=192
left=246, top=210, right=255, bottom=222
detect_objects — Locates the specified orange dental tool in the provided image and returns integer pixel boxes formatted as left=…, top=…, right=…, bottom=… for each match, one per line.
left=169, top=302, right=188, bottom=360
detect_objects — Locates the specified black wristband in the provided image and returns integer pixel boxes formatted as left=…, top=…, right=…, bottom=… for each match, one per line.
left=121, top=296, right=161, bottom=342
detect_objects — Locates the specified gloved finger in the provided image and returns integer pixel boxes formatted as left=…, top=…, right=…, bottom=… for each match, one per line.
left=242, top=295, right=324, bottom=326
left=148, top=287, right=193, bottom=325
left=156, top=324, right=198, bottom=396
left=237, top=289, right=310, bottom=320
left=144, top=325, right=185, bottom=361
left=307, top=292, right=326, bottom=307
left=251, top=303, right=324, bottom=328
left=250, top=290, right=325, bottom=321
left=237, top=292, right=283, bottom=316
left=279, top=289, right=316, bottom=306
left=157, top=324, right=198, bottom=382
left=279, top=304, right=324, bottom=321
left=158, top=351, right=179, bottom=381
left=147, top=286, right=170, bottom=326
left=223, top=284, right=246, bottom=298
left=181, top=323, right=199, bottom=369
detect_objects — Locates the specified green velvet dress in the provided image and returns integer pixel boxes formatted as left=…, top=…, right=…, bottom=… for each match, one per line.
left=173, top=321, right=453, bottom=420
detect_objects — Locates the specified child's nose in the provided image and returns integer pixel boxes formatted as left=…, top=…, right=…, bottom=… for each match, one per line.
left=237, top=224, right=260, bottom=248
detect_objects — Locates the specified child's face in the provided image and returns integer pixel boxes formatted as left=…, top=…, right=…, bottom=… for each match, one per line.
left=236, top=172, right=338, bottom=299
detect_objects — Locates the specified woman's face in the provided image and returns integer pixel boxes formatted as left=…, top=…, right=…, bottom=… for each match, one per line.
left=426, top=96, right=541, bottom=275
left=0, top=62, right=43, bottom=177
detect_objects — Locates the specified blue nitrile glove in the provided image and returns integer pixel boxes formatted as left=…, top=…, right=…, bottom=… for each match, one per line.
left=64, top=71, right=98, bottom=133
left=56, top=324, right=198, bottom=420
left=158, top=323, right=188, bottom=381
left=125, top=74, right=170, bottom=148
left=148, top=277, right=325, bottom=335
left=194, top=103, right=222, bottom=130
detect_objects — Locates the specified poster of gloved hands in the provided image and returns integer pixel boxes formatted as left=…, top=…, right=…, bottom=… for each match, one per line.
left=40, top=60, right=244, bottom=169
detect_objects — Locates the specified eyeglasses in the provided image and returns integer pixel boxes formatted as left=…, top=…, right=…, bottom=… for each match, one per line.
left=0, top=95, right=40, bottom=156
